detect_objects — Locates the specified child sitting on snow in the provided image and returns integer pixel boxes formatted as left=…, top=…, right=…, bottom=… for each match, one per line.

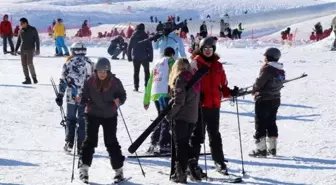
left=249, top=47, right=286, bottom=158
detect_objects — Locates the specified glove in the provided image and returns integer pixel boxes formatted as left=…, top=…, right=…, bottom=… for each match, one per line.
left=230, top=86, right=239, bottom=97
left=55, top=93, right=63, bottom=107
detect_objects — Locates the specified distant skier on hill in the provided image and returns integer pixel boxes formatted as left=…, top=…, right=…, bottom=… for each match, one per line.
left=55, top=42, right=94, bottom=155
left=331, top=16, right=336, bottom=51
left=249, top=48, right=285, bottom=158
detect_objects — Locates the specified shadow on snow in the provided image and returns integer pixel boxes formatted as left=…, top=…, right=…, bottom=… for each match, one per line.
left=0, top=158, right=38, bottom=167
left=234, top=99, right=315, bottom=109
left=0, top=84, right=36, bottom=89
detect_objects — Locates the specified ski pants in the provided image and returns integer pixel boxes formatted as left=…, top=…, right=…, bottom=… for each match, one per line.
left=55, top=36, right=69, bottom=55
left=190, top=107, right=225, bottom=163
left=200, top=32, right=208, bottom=38
left=172, top=120, right=195, bottom=172
left=133, top=60, right=150, bottom=89
left=20, top=50, right=36, bottom=79
left=333, top=31, right=336, bottom=49
left=254, top=98, right=280, bottom=140
left=80, top=115, right=124, bottom=169
left=65, top=102, right=85, bottom=150
left=150, top=97, right=171, bottom=147
left=2, top=35, right=14, bottom=53
left=108, top=47, right=121, bottom=59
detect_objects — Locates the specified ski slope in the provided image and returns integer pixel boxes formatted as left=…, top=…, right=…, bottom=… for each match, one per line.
left=1, top=0, right=336, bottom=184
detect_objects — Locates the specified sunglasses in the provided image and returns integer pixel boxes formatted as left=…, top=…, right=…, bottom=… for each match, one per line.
left=203, top=47, right=214, bottom=51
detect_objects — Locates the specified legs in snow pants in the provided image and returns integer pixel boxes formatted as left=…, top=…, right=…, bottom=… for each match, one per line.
left=2, top=36, right=14, bottom=53
left=108, top=45, right=121, bottom=59
left=65, top=103, right=85, bottom=150
left=55, top=36, right=69, bottom=55
left=133, top=60, right=150, bottom=90
left=20, top=50, right=37, bottom=79
left=190, top=108, right=225, bottom=163
left=80, top=115, right=124, bottom=169
left=254, top=99, right=280, bottom=140
left=333, top=31, right=336, bottom=49
left=150, top=97, right=171, bottom=147
left=172, top=120, right=194, bottom=172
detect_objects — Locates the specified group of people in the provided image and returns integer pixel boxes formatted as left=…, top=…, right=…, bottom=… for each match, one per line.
left=49, top=14, right=289, bottom=184
left=309, top=22, right=333, bottom=41
left=0, top=14, right=19, bottom=54
left=199, top=20, right=244, bottom=39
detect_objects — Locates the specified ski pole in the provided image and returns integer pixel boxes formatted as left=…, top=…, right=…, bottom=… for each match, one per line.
left=118, top=107, right=146, bottom=177
left=71, top=125, right=78, bottom=182
left=200, top=109, right=208, bottom=180
left=50, top=77, right=66, bottom=127
left=234, top=97, right=246, bottom=176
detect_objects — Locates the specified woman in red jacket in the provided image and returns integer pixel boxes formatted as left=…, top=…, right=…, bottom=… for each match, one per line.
left=187, top=37, right=239, bottom=181
left=0, top=14, right=15, bottom=54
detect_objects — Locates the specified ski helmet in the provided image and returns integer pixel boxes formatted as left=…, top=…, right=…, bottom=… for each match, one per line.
left=199, top=37, right=216, bottom=51
left=95, top=57, right=111, bottom=71
left=70, top=42, right=87, bottom=56
left=264, top=48, right=281, bottom=61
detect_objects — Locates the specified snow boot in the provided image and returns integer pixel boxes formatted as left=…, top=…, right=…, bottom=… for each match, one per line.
left=214, top=161, right=228, bottom=175
left=112, top=56, right=119, bottom=60
left=170, top=162, right=187, bottom=184
left=133, top=88, right=139, bottom=92
left=32, top=77, right=38, bottom=84
left=114, top=167, right=124, bottom=183
left=146, top=144, right=157, bottom=154
left=267, top=137, right=277, bottom=156
left=187, top=159, right=202, bottom=182
left=55, top=53, right=64, bottom=57
left=64, top=52, right=70, bottom=56
left=22, top=78, right=32, bottom=84
left=79, top=164, right=89, bottom=184
left=249, top=137, right=267, bottom=157
left=63, top=142, right=73, bottom=153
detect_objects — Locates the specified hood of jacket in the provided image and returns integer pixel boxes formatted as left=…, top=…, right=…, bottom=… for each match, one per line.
left=267, top=62, right=284, bottom=70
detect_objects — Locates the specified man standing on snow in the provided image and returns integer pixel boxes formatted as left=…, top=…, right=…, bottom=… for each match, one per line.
left=127, top=23, right=153, bottom=92
left=331, top=16, right=336, bottom=51
left=15, top=18, right=40, bottom=84
left=0, top=14, right=15, bottom=54
left=200, top=21, right=208, bottom=38
left=55, top=42, right=94, bottom=155
left=54, top=18, right=69, bottom=56
left=153, top=21, right=186, bottom=59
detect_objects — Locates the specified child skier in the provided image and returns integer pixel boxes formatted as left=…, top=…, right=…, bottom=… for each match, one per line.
left=167, top=58, right=200, bottom=183
left=55, top=42, right=94, bottom=154
left=143, top=47, right=175, bottom=154
left=78, top=57, right=127, bottom=184
left=249, top=47, right=285, bottom=157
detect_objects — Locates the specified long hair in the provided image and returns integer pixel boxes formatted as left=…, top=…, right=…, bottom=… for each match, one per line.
left=169, top=58, right=192, bottom=89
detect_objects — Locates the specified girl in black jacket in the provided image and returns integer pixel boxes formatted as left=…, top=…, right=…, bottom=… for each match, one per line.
left=78, top=57, right=127, bottom=184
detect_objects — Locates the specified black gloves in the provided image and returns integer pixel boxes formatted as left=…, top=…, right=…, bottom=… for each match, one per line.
left=230, top=86, right=239, bottom=97
left=55, top=93, right=63, bottom=107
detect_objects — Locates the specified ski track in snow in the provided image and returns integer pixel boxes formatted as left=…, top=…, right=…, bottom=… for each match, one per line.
left=0, top=0, right=336, bottom=185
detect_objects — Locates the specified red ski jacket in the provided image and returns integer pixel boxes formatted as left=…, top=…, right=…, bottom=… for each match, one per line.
left=0, top=16, right=13, bottom=36
left=192, top=55, right=231, bottom=108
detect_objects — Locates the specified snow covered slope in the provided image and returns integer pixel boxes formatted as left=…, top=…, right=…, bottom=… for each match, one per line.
left=0, top=0, right=335, bottom=30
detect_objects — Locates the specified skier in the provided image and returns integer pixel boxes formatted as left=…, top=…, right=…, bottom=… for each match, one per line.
left=219, top=19, right=225, bottom=37
left=153, top=21, right=186, bottom=59
left=249, top=48, right=285, bottom=157
left=55, top=42, right=94, bottom=155
left=0, top=14, right=15, bottom=54
left=189, top=37, right=239, bottom=180
left=143, top=47, right=175, bottom=154
left=237, top=23, right=244, bottom=39
left=108, top=36, right=125, bottom=60
left=167, top=58, right=200, bottom=183
left=199, top=21, right=208, bottom=38
left=314, top=22, right=323, bottom=41
left=54, top=18, right=69, bottom=56
left=331, top=16, right=336, bottom=51
left=15, top=17, right=40, bottom=84
left=127, top=23, right=153, bottom=91
left=78, top=57, right=127, bottom=184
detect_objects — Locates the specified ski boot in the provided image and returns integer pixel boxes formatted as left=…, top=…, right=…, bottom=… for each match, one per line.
left=114, top=167, right=124, bottom=183
left=63, top=142, right=73, bottom=153
left=55, top=53, right=64, bottom=57
left=267, top=137, right=277, bottom=156
left=22, top=78, right=32, bottom=84
left=214, top=161, right=229, bottom=175
left=79, top=164, right=89, bottom=184
left=133, top=87, right=139, bottom=92
left=249, top=137, right=267, bottom=158
left=187, top=159, right=202, bottom=182
left=170, top=162, right=187, bottom=184
left=112, top=56, right=119, bottom=60
left=146, top=144, right=157, bottom=154
left=64, top=52, right=70, bottom=56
